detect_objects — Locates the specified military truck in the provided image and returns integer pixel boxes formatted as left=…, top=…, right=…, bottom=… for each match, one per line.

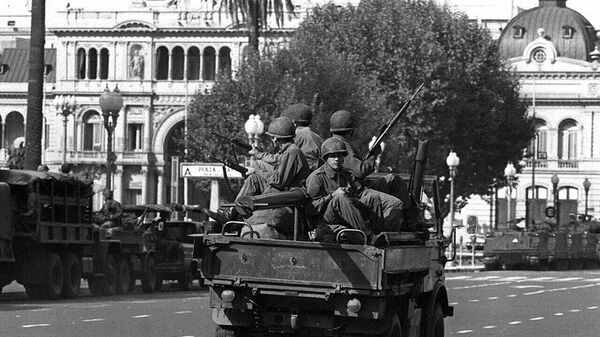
left=0, top=170, right=96, bottom=299
left=194, top=142, right=453, bottom=337
left=87, top=204, right=202, bottom=295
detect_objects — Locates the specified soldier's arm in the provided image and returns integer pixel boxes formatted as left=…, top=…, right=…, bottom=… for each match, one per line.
left=343, top=154, right=376, bottom=179
left=306, top=174, right=331, bottom=214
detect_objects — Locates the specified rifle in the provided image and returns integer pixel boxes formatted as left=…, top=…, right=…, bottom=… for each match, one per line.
left=208, top=155, right=248, bottom=178
left=212, top=132, right=253, bottom=152
left=363, top=83, right=425, bottom=161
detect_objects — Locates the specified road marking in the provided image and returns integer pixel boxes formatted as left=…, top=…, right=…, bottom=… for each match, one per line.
left=446, top=276, right=471, bottom=280
left=523, top=290, right=545, bottom=295
left=507, top=294, right=517, bottom=298
left=22, top=324, right=50, bottom=328
left=471, top=276, right=500, bottom=281
left=175, top=311, right=193, bottom=314
left=547, top=287, right=567, bottom=292
left=482, top=326, right=497, bottom=329
left=512, top=285, right=544, bottom=289
left=508, top=321, right=522, bottom=325
left=554, top=313, right=563, bottom=316
left=587, top=306, right=598, bottom=310
left=569, top=309, right=580, bottom=313
left=499, top=277, right=527, bottom=281
left=82, top=318, right=105, bottom=322
left=30, top=308, right=50, bottom=312
left=468, top=299, right=479, bottom=303
left=452, top=281, right=512, bottom=290
left=529, top=317, right=544, bottom=321
left=457, top=330, right=473, bottom=334
left=132, top=315, right=150, bottom=318
left=488, top=297, right=498, bottom=300
left=527, top=277, right=556, bottom=281
left=554, top=277, right=582, bottom=282
left=449, top=302, right=459, bottom=306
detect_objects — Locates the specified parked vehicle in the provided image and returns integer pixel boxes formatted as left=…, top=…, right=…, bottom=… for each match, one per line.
left=194, top=141, right=453, bottom=336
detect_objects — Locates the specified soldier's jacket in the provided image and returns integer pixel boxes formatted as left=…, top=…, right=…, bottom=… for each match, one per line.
left=99, top=199, right=124, bottom=222
left=295, top=126, right=324, bottom=170
left=264, top=142, right=310, bottom=191
left=332, top=134, right=376, bottom=179
left=306, top=163, right=354, bottom=214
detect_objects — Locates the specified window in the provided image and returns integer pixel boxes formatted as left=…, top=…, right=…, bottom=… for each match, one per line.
left=44, top=121, right=50, bottom=150
left=526, top=186, right=548, bottom=200
left=219, top=47, right=232, bottom=78
left=155, top=46, right=169, bottom=80
left=99, top=48, right=109, bottom=79
left=558, top=119, right=579, bottom=160
left=562, top=25, right=575, bottom=39
left=77, top=48, right=86, bottom=79
left=83, top=112, right=103, bottom=151
left=528, top=119, right=548, bottom=159
left=127, top=124, right=143, bottom=151
left=187, top=47, right=200, bottom=80
left=532, top=48, right=546, bottom=63
left=172, top=46, right=184, bottom=80
left=202, top=46, right=216, bottom=81
left=558, top=187, right=578, bottom=200
left=513, top=25, right=525, bottom=39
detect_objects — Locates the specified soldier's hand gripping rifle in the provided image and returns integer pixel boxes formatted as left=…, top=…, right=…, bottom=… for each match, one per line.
left=362, top=83, right=425, bottom=161
left=211, top=132, right=253, bottom=152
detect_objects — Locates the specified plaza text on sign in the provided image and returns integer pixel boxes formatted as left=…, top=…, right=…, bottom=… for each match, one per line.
left=180, top=163, right=244, bottom=179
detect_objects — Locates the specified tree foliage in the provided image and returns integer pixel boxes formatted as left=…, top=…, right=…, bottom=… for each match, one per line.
left=188, top=0, right=533, bottom=204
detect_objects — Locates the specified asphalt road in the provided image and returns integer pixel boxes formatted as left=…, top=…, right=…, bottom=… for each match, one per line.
left=1, top=270, right=599, bottom=337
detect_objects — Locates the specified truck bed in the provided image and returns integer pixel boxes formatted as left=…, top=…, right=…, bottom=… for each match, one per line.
left=200, top=234, right=434, bottom=294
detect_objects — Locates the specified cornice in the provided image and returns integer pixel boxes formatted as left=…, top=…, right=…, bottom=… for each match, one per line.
left=518, top=72, right=600, bottom=80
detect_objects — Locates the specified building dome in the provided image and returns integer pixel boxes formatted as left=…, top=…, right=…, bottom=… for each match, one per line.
left=498, top=0, right=596, bottom=62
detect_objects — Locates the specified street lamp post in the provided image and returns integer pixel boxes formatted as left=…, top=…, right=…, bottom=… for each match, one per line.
left=583, top=178, right=591, bottom=219
left=99, top=85, right=123, bottom=191
left=504, top=162, right=517, bottom=229
left=446, top=151, right=460, bottom=254
left=53, top=95, right=77, bottom=164
left=551, top=173, right=560, bottom=227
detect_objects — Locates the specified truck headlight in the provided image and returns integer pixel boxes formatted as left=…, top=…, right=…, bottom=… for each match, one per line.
left=347, top=298, right=361, bottom=313
left=221, top=289, right=235, bottom=303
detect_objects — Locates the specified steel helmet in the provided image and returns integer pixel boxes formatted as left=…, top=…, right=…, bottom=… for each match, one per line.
left=329, top=110, right=355, bottom=133
left=321, top=137, right=348, bottom=159
left=284, top=103, right=313, bottom=123
left=266, top=116, right=295, bottom=139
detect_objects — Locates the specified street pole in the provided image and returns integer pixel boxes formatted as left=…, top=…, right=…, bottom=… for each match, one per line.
left=504, top=162, right=516, bottom=230
left=446, top=151, right=460, bottom=257
left=583, top=178, right=591, bottom=219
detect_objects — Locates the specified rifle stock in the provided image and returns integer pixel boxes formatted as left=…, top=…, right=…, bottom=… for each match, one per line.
left=363, top=83, right=424, bottom=161
left=208, top=155, right=248, bottom=178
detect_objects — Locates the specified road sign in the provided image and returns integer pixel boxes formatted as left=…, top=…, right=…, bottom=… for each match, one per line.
left=180, top=162, right=244, bottom=179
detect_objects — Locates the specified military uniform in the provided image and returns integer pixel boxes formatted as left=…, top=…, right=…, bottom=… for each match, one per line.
left=295, top=126, right=324, bottom=171
left=99, top=199, right=124, bottom=228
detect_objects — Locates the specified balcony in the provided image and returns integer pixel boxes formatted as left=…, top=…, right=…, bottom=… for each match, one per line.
left=523, top=158, right=598, bottom=171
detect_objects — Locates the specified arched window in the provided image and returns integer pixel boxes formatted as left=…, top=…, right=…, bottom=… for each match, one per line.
left=99, top=48, right=109, bottom=80
left=529, top=119, right=548, bottom=159
left=187, top=47, right=200, bottom=80
left=219, top=47, right=232, bottom=78
left=558, top=186, right=578, bottom=225
left=83, top=111, right=103, bottom=151
left=202, top=46, right=216, bottom=81
left=172, top=46, right=185, bottom=80
left=88, top=48, right=98, bottom=79
left=77, top=48, right=87, bottom=79
left=155, top=46, right=169, bottom=80
left=558, top=119, right=579, bottom=160
left=5, top=111, right=24, bottom=149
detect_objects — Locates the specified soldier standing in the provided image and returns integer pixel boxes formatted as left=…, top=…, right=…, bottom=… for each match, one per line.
left=283, top=103, right=324, bottom=171
left=306, top=137, right=384, bottom=239
left=328, top=110, right=407, bottom=231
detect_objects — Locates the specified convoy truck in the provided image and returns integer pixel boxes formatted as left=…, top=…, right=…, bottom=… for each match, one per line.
left=194, top=141, right=453, bottom=337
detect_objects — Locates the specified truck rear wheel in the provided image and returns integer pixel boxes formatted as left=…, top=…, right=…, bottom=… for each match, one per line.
left=424, top=303, right=444, bottom=337
left=40, top=253, right=64, bottom=300
left=116, top=258, right=131, bottom=294
left=141, top=256, right=157, bottom=293
left=62, top=253, right=82, bottom=298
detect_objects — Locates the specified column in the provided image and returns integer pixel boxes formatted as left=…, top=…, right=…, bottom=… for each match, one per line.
left=168, top=49, right=173, bottom=81
left=1, top=122, right=5, bottom=150
left=215, top=47, right=220, bottom=76
left=96, top=52, right=101, bottom=80
left=86, top=48, right=90, bottom=80
left=183, top=51, right=188, bottom=80
left=114, top=165, right=124, bottom=202
left=115, top=107, right=126, bottom=152
left=157, top=167, right=165, bottom=205
left=141, top=166, right=149, bottom=204
left=199, top=51, right=203, bottom=80
left=144, top=105, right=152, bottom=152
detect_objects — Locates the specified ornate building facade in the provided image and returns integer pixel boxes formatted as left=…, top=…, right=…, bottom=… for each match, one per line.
left=0, top=0, right=357, bottom=209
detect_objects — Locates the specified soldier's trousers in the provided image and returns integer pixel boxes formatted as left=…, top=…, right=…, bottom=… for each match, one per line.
left=359, top=187, right=403, bottom=232
left=322, top=192, right=385, bottom=236
left=368, top=174, right=414, bottom=229
left=236, top=160, right=274, bottom=200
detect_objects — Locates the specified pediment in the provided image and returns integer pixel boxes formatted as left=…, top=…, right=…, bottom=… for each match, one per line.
left=505, top=56, right=592, bottom=72
left=113, top=20, right=156, bottom=31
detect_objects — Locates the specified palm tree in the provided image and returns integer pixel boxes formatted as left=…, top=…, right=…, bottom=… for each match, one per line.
left=24, top=0, right=46, bottom=170
left=209, top=0, right=294, bottom=56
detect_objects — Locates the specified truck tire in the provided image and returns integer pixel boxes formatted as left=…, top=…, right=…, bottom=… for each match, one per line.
left=141, top=256, right=157, bottom=293
left=424, top=303, right=444, bottom=337
left=116, top=258, right=131, bottom=294
left=380, top=314, right=402, bottom=337
left=88, top=277, right=103, bottom=296
left=40, top=253, right=64, bottom=300
left=62, top=253, right=82, bottom=298
left=101, top=255, right=117, bottom=296
left=24, top=284, right=44, bottom=300
left=215, top=325, right=245, bottom=337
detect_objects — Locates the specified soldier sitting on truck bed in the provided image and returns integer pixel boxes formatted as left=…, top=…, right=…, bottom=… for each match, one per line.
left=96, top=189, right=124, bottom=229
left=203, top=116, right=311, bottom=224
left=328, top=110, right=406, bottom=231
left=306, top=137, right=388, bottom=242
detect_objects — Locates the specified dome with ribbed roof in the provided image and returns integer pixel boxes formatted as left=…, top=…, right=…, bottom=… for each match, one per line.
left=498, top=0, right=596, bottom=62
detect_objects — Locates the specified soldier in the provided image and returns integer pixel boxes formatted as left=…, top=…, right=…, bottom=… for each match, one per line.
left=306, top=137, right=384, bottom=240
left=204, top=116, right=311, bottom=223
left=283, top=103, right=324, bottom=170
left=329, top=110, right=409, bottom=231
left=97, top=189, right=124, bottom=229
